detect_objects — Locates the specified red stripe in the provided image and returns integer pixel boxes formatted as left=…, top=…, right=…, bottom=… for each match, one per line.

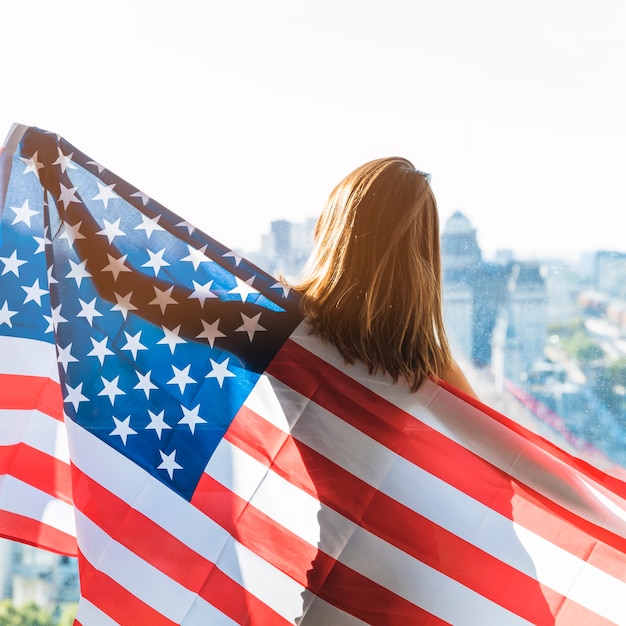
left=0, top=510, right=76, bottom=556
left=0, top=443, right=72, bottom=504
left=0, top=373, right=63, bottom=420
left=72, top=465, right=290, bottom=626
left=267, top=340, right=626, bottom=576
left=192, top=472, right=448, bottom=626
left=78, top=549, right=178, bottom=626
left=225, top=404, right=603, bottom=625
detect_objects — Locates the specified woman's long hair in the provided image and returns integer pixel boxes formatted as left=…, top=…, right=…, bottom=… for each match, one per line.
left=296, top=157, right=452, bottom=391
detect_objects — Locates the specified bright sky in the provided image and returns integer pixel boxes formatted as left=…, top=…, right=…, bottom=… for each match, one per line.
left=1, top=0, right=625, bottom=260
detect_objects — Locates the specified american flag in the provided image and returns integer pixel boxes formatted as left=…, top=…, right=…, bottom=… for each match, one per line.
left=2, top=126, right=626, bottom=625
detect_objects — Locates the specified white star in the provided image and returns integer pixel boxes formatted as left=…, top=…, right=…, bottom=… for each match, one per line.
left=0, top=250, right=27, bottom=277
left=157, top=325, right=186, bottom=354
left=235, top=312, right=266, bottom=341
left=121, top=331, right=148, bottom=359
left=57, top=343, right=78, bottom=372
left=157, top=449, right=182, bottom=479
left=52, top=147, right=77, bottom=173
left=77, top=298, right=102, bottom=326
left=130, top=190, right=150, bottom=206
left=206, top=357, right=236, bottom=388
left=196, top=318, right=226, bottom=347
left=146, top=409, right=170, bottom=439
left=228, top=276, right=258, bottom=301
left=98, top=375, right=124, bottom=405
left=59, top=221, right=86, bottom=247
left=44, top=303, right=67, bottom=333
left=110, top=416, right=137, bottom=446
left=47, top=265, right=58, bottom=285
left=87, top=337, right=114, bottom=365
left=111, top=291, right=138, bottom=319
left=64, top=382, right=88, bottom=411
left=22, top=279, right=48, bottom=305
left=0, top=301, right=18, bottom=327
left=176, top=220, right=195, bottom=234
left=33, top=228, right=51, bottom=254
left=178, top=404, right=206, bottom=434
left=141, top=248, right=170, bottom=277
left=167, top=364, right=196, bottom=394
left=87, top=160, right=105, bottom=173
left=93, top=182, right=119, bottom=209
left=223, top=250, right=242, bottom=266
left=97, top=217, right=126, bottom=244
left=271, top=281, right=292, bottom=298
left=20, top=152, right=44, bottom=178
left=66, top=259, right=92, bottom=287
left=135, top=371, right=158, bottom=399
left=181, top=244, right=212, bottom=270
left=135, top=214, right=164, bottom=239
left=59, top=184, right=80, bottom=210
left=149, top=285, right=178, bottom=313
left=102, top=254, right=131, bottom=281
left=189, top=280, right=216, bottom=307
left=10, top=199, right=38, bottom=227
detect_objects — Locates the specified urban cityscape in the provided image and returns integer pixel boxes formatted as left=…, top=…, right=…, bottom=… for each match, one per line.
left=2, top=212, right=626, bottom=616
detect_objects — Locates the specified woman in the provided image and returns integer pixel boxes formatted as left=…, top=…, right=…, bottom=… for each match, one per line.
left=296, top=156, right=476, bottom=398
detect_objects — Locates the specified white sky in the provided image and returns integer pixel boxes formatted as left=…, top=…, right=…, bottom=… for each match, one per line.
left=1, top=0, right=625, bottom=260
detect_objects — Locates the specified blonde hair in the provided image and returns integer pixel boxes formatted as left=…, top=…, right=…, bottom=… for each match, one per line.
left=296, top=157, right=452, bottom=391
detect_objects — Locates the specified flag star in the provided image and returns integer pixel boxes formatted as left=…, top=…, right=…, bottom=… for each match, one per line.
left=59, top=184, right=80, bottom=209
left=206, top=357, right=236, bottom=388
left=146, top=409, right=170, bottom=439
left=93, top=182, right=119, bottom=209
left=77, top=297, right=102, bottom=326
left=228, top=276, right=258, bottom=301
left=87, top=160, right=105, bottom=173
left=149, top=285, right=178, bottom=313
left=157, top=449, right=182, bottom=479
left=22, top=279, right=48, bottom=305
left=181, top=244, right=212, bottom=270
left=102, top=253, right=132, bottom=281
left=57, top=343, right=78, bottom=372
left=98, top=375, right=125, bottom=404
left=44, top=303, right=67, bottom=333
left=64, top=382, right=89, bottom=411
left=97, top=217, right=126, bottom=244
left=111, top=291, right=138, bottom=319
left=52, top=147, right=77, bottom=173
left=135, top=214, right=164, bottom=239
left=189, top=280, right=217, bottom=307
left=130, top=190, right=150, bottom=205
left=60, top=221, right=86, bottom=247
left=87, top=336, right=114, bottom=365
left=157, top=325, right=186, bottom=354
left=0, top=301, right=18, bottom=327
left=121, top=331, right=148, bottom=359
left=196, top=318, right=226, bottom=347
left=33, top=228, right=51, bottom=254
left=235, top=312, right=267, bottom=341
left=110, top=416, right=137, bottom=446
left=167, top=364, right=196, bottom=394
left=271, top=281, right=292, bottom=298
left=20, top=151, right=44, bottom=178
left=66, top=259, right=92, bottom=287
left=10, top=199, right=38, bottom=227
left=223, top=249, right=242, bottom=266
left=141, top=248, right=170, bottom=277
left=0, top=250, right=27, bottom=277
left=135, top=371, right=158, bottom=399
left=176, top=220, right=195, bottom=235
left=47, top=265, right=58, bottom=285
left=178, top=404, right=206, bottom=435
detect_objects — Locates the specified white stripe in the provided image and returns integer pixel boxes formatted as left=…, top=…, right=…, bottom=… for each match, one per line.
left=76, top=511, right=237, bottom=626
left=0, top=408, right=69, bottom=463
left=0, top=474, right=75, bottom=536
left=248, top=367, right=626, bottom=623
left=0, top=335, right=59, bottom=380
left=75, top=599, right=120, bottom=626
left=66, top=419, right=308, bottom=624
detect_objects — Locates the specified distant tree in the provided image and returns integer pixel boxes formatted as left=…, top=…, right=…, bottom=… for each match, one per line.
left=562, top=330, right=605, bottom=365
left=0, top=601, right=53, bottom=626
left=56, top=604, right=77, bottom=626
left=595, top=358, right=626, bottom=415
